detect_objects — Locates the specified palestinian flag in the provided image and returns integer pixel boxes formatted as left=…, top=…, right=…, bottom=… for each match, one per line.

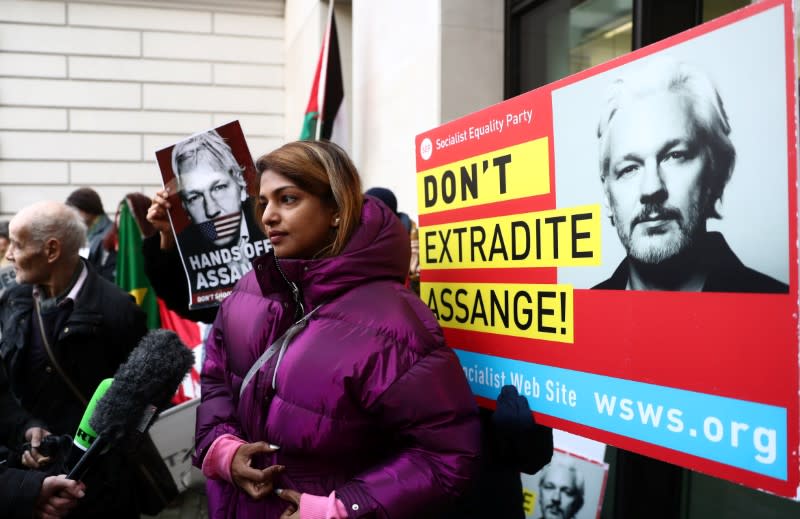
left=300, top=9, right=347, bottom=149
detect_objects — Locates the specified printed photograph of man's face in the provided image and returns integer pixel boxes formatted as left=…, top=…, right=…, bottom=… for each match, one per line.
left=552, top=6, right=789, bottom=293
left=171, top=130, right=248, bottom=248
left=522, top=450, right=608, bottom=519
left=600, top=80, right=712, bottom=270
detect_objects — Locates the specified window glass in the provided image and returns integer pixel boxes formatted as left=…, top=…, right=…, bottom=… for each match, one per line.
left=569, top=0, right=632, bottom=74
left=702, top=0, right=749, bottom=21
left=512, top=0, right=632, bottom=95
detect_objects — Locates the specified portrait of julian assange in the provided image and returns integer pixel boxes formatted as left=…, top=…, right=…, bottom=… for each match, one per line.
left=172, top=130, right=259, bottom=248
left=522, top=450, right=608, bottom=519
left=593, top=59, right=787, bottom=293
left=553, top=9, right=790, bottom=293
left=158, top=124, right=269, bottom=305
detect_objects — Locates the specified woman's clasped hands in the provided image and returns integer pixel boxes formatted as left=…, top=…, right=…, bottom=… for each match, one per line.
left=230, top=442, right=284, bottom=500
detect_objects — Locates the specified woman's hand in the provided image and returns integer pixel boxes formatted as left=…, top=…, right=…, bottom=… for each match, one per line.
left=276, top=488, right=301, bottom=519
left=146, top=189, right=176, bottom=250
left=230, top=442, right=284, bottom=500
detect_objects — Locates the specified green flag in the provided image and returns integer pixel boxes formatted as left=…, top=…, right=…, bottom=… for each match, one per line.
left=116, top=200, right=160, bottom=329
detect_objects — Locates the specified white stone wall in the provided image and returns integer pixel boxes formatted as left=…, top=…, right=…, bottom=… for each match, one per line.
left=351, top=0, right=441, bottom=219
left=284, top=0, right=352, bottom=150
left=352, top=0, right=503, bottom=220
left=0, top=0, right=285, bottom=219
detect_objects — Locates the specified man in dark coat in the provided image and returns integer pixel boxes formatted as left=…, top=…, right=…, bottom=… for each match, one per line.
left=594, top=59, right=787, bottom=293
left=0, top=201, right=147, bottom=517
left=442, top=385, right=553, bottom=519
left=65, top=187, right=116, bottom=283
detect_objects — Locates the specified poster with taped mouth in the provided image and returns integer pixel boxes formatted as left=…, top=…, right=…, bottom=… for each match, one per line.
left=155, top=120, right=270, bottom=309
left=415, top=0, right=799, bottom=499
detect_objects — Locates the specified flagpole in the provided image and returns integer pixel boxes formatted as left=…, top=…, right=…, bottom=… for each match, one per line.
left=316, top=0, right=336, bottom=141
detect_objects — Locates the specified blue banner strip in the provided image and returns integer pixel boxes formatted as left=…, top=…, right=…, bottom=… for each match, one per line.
left=456, top=350, right=787, bottom=480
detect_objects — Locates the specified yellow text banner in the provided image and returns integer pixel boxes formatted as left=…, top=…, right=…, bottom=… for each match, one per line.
left=421, top=204, right=602, bottom=269
left=417, top=138, right=550, bottom=214
left=422, top=282, right=574, bottom=343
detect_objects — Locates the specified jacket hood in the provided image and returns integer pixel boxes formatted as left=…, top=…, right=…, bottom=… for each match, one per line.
left=253, top=196, right=411, bottom=309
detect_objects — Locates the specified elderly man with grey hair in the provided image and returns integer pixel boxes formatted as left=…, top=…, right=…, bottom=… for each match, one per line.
left=594, top=58, right=786, bottom=293
left=0, top=200, right=147, bottom=517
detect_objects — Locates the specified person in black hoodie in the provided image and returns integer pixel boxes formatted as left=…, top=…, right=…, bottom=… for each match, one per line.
left=443, top=385, right=553, bottom=519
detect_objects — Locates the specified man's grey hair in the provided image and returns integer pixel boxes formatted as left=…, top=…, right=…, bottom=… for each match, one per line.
left=539, top=456, right=586, bottom=513
left=27, top=204, right=87, bottom=258
left=597, top=57, right=736, bottom=219
left=171, top=130, right=246, bottom=196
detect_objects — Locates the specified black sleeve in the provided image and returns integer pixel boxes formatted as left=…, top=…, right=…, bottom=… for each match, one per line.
left=0, top=466, right=46, bottom=519
left=491, top=385, right=554, bottom=474
left=141, top=234, right=218, bottom=323
left=0, top=373, right=49, bottom=518
left=0, top=369, right=44, bottom=448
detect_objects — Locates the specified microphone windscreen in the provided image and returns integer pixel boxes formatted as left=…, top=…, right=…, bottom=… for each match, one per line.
left=89, top=329, right=194, bottom=439
left=73, top=378, right=113, bottom=451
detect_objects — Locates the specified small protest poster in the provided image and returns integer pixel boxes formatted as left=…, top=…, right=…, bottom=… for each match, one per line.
left=155, top=121, right=270, bottom=309
left=522, top=449, right=609, bottom=519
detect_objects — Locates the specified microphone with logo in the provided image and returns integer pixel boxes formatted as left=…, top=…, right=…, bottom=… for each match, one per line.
left=67, top=329, right=195, bottom=480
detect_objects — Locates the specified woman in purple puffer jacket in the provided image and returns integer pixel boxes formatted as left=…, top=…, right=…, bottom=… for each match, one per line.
left=193, top=140, right=480, bottom=519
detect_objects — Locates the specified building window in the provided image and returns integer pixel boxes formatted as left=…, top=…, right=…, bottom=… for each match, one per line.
left=506, top=0, right=633, bottom=98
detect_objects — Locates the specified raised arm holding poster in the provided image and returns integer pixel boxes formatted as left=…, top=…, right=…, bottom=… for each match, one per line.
left=155, top=121, right=270, bottom=309
left=416, top=0, right=799, bottom=499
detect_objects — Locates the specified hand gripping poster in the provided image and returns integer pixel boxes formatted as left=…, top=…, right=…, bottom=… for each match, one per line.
left=415, top=0, right=800, bottom=498
left=155, top=121, right=271, bottom=309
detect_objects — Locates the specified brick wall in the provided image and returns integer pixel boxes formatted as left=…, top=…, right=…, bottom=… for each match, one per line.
left=0, top=0, right=285, bottom=218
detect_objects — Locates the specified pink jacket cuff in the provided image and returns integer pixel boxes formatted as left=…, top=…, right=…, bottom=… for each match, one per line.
left=201, top=433, right=246, bottom=483
left=300, top=491, right=348, bottom=519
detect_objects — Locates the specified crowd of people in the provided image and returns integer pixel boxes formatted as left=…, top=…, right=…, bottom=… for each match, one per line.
left=0, top=138, right=553, bottom=519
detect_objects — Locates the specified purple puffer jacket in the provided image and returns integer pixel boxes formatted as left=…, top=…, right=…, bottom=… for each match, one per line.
left=193, top=197, right=480, bottom=519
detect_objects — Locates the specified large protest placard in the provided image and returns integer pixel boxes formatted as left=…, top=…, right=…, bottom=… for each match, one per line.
left=155, top=121, right=271, bottom=309
left=415, top=0, right=799, bottom=498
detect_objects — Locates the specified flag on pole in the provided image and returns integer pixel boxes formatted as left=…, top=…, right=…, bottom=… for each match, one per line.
left=116, top=195, right=204, bottom=403
left=116, top=199, right=161, bottom=330
left=300, top=5, right=347, bottom=149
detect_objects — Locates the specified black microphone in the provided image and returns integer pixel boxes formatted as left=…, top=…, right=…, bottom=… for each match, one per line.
left=67, top=329, right=195, bottom=480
